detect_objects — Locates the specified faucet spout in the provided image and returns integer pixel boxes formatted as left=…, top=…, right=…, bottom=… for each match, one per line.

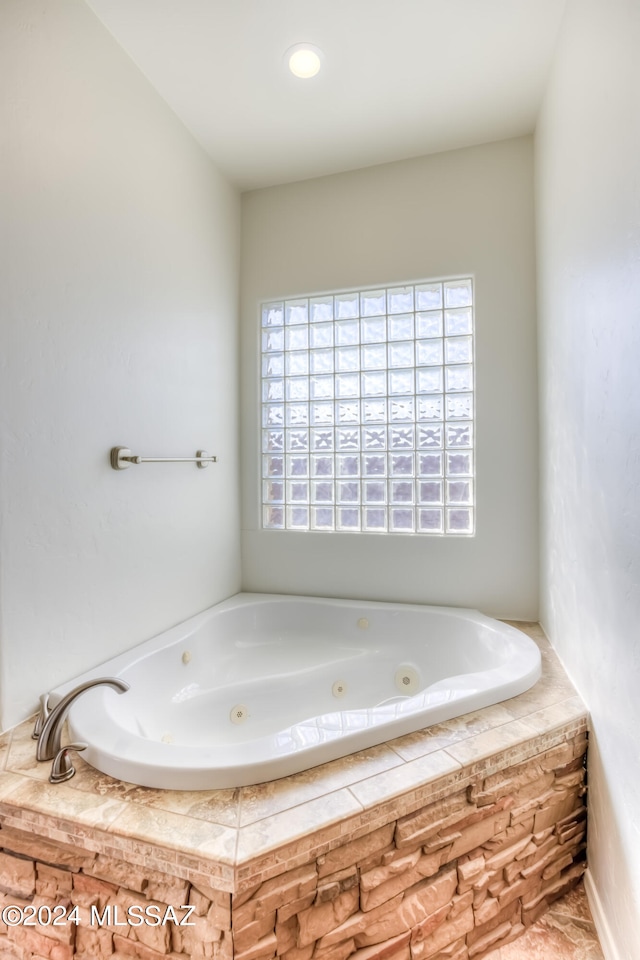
left=36, top=677, right=129, bottom=761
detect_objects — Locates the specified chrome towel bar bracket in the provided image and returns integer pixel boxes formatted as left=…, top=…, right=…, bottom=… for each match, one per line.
left=110, top=447, right=217, bottom=470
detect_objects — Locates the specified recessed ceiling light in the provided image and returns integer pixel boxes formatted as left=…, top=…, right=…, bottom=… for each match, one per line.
left=286, top=43, right=323, bottom=79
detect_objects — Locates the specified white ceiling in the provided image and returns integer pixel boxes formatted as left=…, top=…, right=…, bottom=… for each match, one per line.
left=85, top=0, right=566, bottom=191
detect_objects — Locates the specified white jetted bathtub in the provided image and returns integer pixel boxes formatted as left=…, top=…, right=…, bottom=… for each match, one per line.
left=51, top=593, right=541, bottom=790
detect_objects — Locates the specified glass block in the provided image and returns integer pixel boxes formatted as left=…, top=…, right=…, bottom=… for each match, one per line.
left=416, top=311, right=443, bottom=338
left=418, top=480, right=442, bottom=504
left=388, top=314, right=414, bottom=340
left=389, top=370, right=413, bottom=395
left=312, top=455, right=333, bottom=477
left=262, top=353, right=284, bottom=378
left=364, top=508, right=386, bottom=531
left=310, top=296, right=333, bottom=322
left=361, top=289, right=386, bottom=316
left=363, top=428, right=386, bottom=450
left=363, top=454, right=385, bottom=475
left=310, top=323, right=334, bottom=348
left=285, top=299, right=308, bottom=324
left=362, top=371, right=387, bottom=396
left=335, top=373, right=359, bottom=398
left=447, top=451, right=472, bottom=476
left=445, top=364, right=473, bottom=392
left=388, top=341, right=414, bottom=368
left=263, top=404, right=284, bottom=427
left=286, top=404, right=309, bottom=427
left=444, top=279, right=473, bottom=308
left=447, top=480, right=472, bottom=504
left=390, top=509, right=414, bottom=532
left=445, top=335, right=472, bottom=364
left=264, top=505, right=285, bottom=528
left=337, top=401, right=359, bottom=424
left=263, top=379, right=284, bottom=402
left=336, top=347, right=360, bottom=372
left=419, top=452, right=443, bottom=476
left=335, top=320, right=359, bottom=345
left=364, top=480, right=385, bottom=503
left=446, top=423, right=473, bottom=448
left=337, top=455, right=359, bottom=476
left=390, top=453, right=413, bottom=476
left=312, top=507, right=334, bottom=530
left=360, top=318, right=386, bottom=345
left=263, top=455, right=284, bottom=478
left=361, top=344, right=387, bottom=369
left=417, top=396, right=443, bottom=421
left=312, top=481, right=334, bottom=503
left=311, top=429, right=334, bottom=451
left=338, top=481, right=359, bottom=503
left=446, top=394, right=473, bottom=420
left=310, top=375, right=334, bottom=399
left=415, top=282, right=442, bottom=311
left=288, top=480, right=309, bottom=502
left=418, top=425, right=443, bottom=448
left=287, top=430, right=309, bottom=452
left=335, top=291, right=359, bottom=319
left=418, top=509, right=443, bottom=533
left=387, top=286, right=414, bottom=314
left=363, top=399, right=387, bottom=423
left=336, top=428, right=360, bottom=450
left=287, top=455, right=309, bottom=477
left=391, top=480, right=413, bottom=503
left=286, top=326, right=308, bottom=351
left=445, top=308, right=472, bottom=336
left=416, top=368, right=443, bottom=393
left=416, top=339, right=443, bottom=366
left=263, top=480, right=284, bottom=502
left=310, top=349, right=334, bottom=374
left=338, top=508, right=360, bottom=530
left=390, top=398, right=414, bottom=422
left=286, top=351, right=309, bottom=376
left=263, top=329, right=284, bottom=352
left=447, top=508, right=473, bottom=534
left=287, top=506, right=309, bottom=529
left=285, top=378, right=308, bottom=402
left=311, top=401, right=333, bottom=425
left=263, top=430, right=285, bottom=453
left=262, top=303, right=284, bottom=327
left=389, top=426, right=414, bottom=449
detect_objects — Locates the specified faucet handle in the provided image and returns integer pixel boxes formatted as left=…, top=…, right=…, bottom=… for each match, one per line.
left=32, top=694, right=50, bottom=740
left=49, top=742, right=87, bottom=784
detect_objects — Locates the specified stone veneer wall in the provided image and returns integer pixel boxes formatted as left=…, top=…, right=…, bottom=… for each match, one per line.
left=0, top=733, right=587, bottom=960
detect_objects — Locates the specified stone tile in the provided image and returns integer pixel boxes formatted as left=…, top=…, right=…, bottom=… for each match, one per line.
left=105, top=802, right=238, bottom=864
left=0, top=775, right=127, bottom=830
left=348, top=749, right=462, bottom=809
left=236, top=789, right=364, bottom=864
left=443, top=700, right=587, bottom=780
left=239, top=744, right=403, bottom=826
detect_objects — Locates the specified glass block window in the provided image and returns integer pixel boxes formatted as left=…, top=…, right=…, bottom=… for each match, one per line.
left=261, top=278, right=474, bottom=535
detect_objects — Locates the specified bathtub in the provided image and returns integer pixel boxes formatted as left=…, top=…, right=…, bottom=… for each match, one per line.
left=51, top=593, right=541, bottom=790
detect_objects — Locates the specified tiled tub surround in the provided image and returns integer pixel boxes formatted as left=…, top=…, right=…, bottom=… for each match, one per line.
left=0, top=625, right=588, bottom=960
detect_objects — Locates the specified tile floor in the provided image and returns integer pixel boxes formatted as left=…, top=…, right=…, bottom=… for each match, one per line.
left=485, top=882, right=604, bottom=959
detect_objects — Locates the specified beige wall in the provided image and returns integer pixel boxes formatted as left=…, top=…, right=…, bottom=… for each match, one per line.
left=0, top=0, right=241, bottom=728
left=536, top=1, right=640, bottom=956
left=240, top=137, right=539, bottom=619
